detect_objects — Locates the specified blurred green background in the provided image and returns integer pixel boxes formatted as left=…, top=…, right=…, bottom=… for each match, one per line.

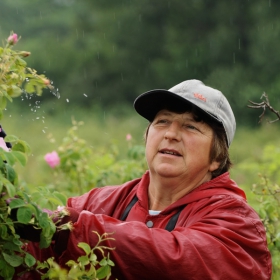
left=0, top=0, right=280, bottom=191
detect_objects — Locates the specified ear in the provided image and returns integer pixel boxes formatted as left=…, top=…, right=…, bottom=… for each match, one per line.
left=209, top=160, right=220, bottom=172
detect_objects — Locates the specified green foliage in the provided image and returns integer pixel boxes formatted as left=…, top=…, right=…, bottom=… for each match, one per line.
left=0, top=32, right=53, bottom=120
left=36, top=231, right=115, bottom=280
left=235, top=144, right=280, bottom=279
left=42, top=118, right=147, bottom=198
left=0, top=32, right=118, bottom=280
left=0, top=32, right=60, bottom=279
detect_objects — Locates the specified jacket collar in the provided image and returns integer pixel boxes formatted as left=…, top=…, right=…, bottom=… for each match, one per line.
left=136, top=171, right=246, bottom=213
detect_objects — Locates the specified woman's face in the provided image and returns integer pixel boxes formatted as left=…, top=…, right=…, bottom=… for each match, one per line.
left=145, top=109, right=220, bottom=183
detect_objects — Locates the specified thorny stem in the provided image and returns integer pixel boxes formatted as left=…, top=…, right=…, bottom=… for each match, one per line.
left=91, top=231, right=115, bottom=257
left=248, top=93, right=280, bottom=123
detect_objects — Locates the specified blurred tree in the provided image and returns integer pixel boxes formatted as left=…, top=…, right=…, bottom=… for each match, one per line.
left=1, top=0, right=280, bottom=125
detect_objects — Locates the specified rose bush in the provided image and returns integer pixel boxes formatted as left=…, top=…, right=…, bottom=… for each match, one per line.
left=0, top=32, right=115, bottom=280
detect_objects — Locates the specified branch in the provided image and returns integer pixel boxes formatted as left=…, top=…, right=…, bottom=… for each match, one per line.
left=248, top=93, right=280, bottom=123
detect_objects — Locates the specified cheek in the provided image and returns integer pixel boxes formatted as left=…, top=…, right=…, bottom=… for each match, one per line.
left=145, top=130, right=160, bottom=159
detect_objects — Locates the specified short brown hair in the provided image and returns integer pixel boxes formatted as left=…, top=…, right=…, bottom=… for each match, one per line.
left=144, top=105, right=232, bottom=178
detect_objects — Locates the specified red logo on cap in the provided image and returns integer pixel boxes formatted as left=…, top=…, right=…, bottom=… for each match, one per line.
left=194, top=93, right=206, bottom=102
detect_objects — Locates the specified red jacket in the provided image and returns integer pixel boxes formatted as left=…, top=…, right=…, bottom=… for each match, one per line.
left=17, top=171, right=272, bottom=279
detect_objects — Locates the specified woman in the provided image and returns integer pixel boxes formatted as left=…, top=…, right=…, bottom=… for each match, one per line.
left=15, top=80, right=272, bottom=279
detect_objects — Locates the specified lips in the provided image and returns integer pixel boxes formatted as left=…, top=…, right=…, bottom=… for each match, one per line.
left=159, top=149, right=182, bottom=156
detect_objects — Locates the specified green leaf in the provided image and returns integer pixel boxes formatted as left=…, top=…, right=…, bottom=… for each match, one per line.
left=107, top=259, right=115, bottom=266
left=0, top=157, right=4, bottom=168
left=65, top=260, right=76, bottom=267
left=96, top=264, right=111, bottom=279
left=39, top=219, right=56, bottom=248
left=0, top=180, right=3, bottom=194
left=38, top=212, right=50, bottom=228
left=10, top=151, right=27, bottom=166
left=53, top=192, right=67, bottom=205
left=24, top=252, right=36, bottom=267
left=24, top=82, right=35, bottom=94
left=8, top=85, right=22, bottom=98
left=11, top=141, right=30, bottom=154
left=0, top=96, right=7, bottom=110
left=0, top=225, right=8, bottom=239
left=3, top=152, right=16, bottom=166
left=2, top=252, right=23, bottom=267
left=89, top=253, right=97, bottom=263
left=17, top=207, right=32, bottom=224
left=77, top=255, right=89, bottom=266
left=3, top=241, right=21, bottom=252
left=99, top=258, right=108, bottom=266
left=9, top=198, right=25, bottom=209
left=0, top=262, right=15, bottom=280
left=78, top=242, right=91, bottom=255
left=15, top=57, right=27, bottom=67
left=2, top=178, right=15, bottom=197
left=5, top=164, right=17, bottom=183
left=4, top=135, right=19, bottom=142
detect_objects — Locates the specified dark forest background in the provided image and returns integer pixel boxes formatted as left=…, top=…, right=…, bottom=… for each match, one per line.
left=1, top=0, right=280, bottom=126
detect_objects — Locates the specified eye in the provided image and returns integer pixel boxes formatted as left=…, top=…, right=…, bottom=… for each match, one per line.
left=155, top=118, right=169, bottom=125
left=184, top=124, right=198, bottom=130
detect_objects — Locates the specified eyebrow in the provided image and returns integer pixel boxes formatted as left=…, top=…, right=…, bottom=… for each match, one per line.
left=157, top=111, right=197, bottom=122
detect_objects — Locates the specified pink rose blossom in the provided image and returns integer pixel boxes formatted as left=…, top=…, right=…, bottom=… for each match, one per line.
left=7, top=33, right=18, bottom=45
left=44, top=151, right=60, bottom=168
left=57, top=205, right=65, bottom=212
left=126, top=134, right=132, bottom=141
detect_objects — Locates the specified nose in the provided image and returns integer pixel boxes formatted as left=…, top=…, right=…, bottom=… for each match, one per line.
left=164, top=121, right=181, bottom=141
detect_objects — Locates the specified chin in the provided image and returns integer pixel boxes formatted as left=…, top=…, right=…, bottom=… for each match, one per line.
left=155, top=169, right=181, bottom=178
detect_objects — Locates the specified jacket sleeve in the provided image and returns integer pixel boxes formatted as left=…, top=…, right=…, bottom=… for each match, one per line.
left=57, top=201, right=271, bottom=280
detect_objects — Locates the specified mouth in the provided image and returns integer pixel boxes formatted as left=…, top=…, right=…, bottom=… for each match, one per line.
left=159, top=149, right=182, bottom=157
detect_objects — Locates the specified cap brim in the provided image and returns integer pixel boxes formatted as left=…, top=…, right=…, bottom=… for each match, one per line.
left=134, top=89, right=194, bottom=122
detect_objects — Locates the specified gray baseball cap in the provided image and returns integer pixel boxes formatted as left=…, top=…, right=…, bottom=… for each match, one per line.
left=134, top=79, right=236, bottom=146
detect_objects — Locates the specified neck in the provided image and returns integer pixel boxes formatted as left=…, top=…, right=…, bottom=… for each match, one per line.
left=148, top=173, right=212, bottom=210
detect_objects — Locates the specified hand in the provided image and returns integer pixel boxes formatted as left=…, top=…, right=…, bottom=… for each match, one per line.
left=11, top=205, right=79, bottom=255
